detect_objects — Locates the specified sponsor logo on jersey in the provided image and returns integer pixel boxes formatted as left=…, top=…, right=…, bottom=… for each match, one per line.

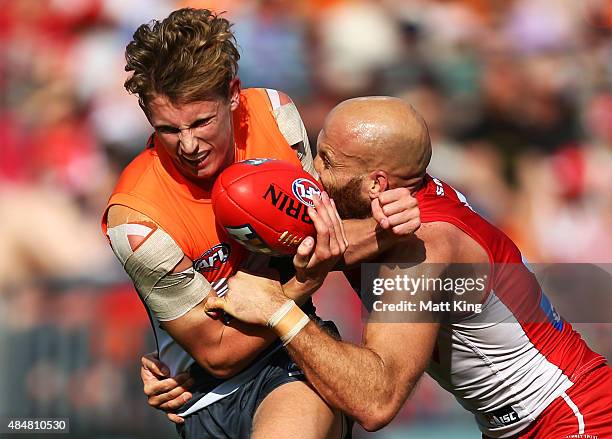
left=193, top=243, right=231, bottom=272
left=432, top=177, right=445, bottom=196
left=291, top=178, right=321, bottom=207
left=486, top=406, right=521, bottom=427
left=242, top=158, right=272, bottom=166
left=263, top=183, right=314, bottom=224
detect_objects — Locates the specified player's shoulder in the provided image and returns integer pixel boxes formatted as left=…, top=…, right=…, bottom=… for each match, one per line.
left=244, top=87, right=294, bottom=109
left=384, top=223, right=455, bottom=267
left=416, top=222, right=466, bottom=262
left=112, top=140, right=159, bottom=192
left=268, top=89, right=293, bottom=106
left=416, top=221, right=490, bottom=268
left=106, top=205, right=156, bottom=229
left=106, top=206, right=189, bottom=270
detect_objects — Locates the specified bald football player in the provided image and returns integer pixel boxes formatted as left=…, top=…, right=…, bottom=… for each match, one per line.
left=203, top=97, right=612, bottom=439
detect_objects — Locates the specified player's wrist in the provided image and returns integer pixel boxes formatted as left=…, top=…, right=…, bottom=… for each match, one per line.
left=282, top=277, right=318, bottom=305
left=267, top=300, right=310, bottom=346
left=341, top=217, right=388, bottom=267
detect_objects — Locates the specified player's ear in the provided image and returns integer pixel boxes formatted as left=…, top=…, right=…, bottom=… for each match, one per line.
left=229, top=78, right=241, bottom=111
left=367, top=170, right=389, bottom=199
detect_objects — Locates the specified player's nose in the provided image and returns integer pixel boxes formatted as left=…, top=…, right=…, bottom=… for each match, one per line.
left=178, top=129, right=198, bottom=155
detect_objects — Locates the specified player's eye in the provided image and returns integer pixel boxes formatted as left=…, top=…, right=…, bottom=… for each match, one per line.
left=191, top=117, right=213, bottom=128
left=156, top=126, right=180, bottom=135
left=318, top=152, right=332, bottom=169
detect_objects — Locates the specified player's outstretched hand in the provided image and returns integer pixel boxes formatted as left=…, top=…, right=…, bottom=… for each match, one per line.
left=141, top=352, right=194, bottom=424
left=204, top=271, right=287, bottom=326
left=371, top=187, right=420, bottom=236
left=293, top=191, right=348, bottom=285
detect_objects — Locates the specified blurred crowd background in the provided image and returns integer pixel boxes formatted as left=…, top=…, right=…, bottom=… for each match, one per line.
left=1, top=0, right=611, bottom=438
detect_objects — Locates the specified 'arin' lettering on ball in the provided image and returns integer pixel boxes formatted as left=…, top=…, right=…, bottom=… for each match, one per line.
left=263, top=184, right=314, bottom=224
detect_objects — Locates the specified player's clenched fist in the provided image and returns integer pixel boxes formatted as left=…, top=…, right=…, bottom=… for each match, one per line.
left=372, top=187, right=420, bottom=236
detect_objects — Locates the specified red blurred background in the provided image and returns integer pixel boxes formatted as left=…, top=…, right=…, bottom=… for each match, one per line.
left=1, top=1, right=610, bottom=437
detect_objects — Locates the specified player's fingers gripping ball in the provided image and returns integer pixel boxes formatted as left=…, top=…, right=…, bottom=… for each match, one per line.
left=212, top=159, right=323, bottom=255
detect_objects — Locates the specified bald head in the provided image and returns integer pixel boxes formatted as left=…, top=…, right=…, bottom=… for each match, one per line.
left=323, top=96, right=431, bottom=179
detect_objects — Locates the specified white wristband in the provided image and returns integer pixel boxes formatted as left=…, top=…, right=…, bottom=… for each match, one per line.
left=267, top=300, right=296, bottom=328
left=280, top=314, right=310, bottom=346
left=266, top=299, right=309, bottom=344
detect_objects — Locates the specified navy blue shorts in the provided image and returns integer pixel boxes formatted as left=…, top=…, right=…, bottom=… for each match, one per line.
left=176, top=322, right=351, bottom=439
left=177, top=347, right=305, bottom=439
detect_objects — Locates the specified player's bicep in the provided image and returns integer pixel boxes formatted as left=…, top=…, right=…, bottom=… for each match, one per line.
left=106, top=206, right=211, bottom=321
left=106, top=206, right=274, bottom=377
left=161, top=301, right=224, bottom=360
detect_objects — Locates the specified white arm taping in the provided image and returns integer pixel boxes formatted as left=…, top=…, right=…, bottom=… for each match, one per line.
left=295, top=134, right=317, bottom=179
left=269, top=97, right=318, bottom=179
left=106, top=223, right=154, bottom=265
left=123, top=228, right=183, bottom=293
left=274, top=102, right=306, bottom=147
left=150, top=266, right=211, bottom=321
left=107, top=224, right=211, bottom=321
left=266, top=88, right=282, bottom=110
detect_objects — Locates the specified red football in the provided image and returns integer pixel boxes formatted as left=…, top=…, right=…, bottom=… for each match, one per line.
left=211, top=159, right=322, bottom=255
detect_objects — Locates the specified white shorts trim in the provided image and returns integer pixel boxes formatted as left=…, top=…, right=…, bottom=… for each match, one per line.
left=177, top=344, right=282, bottom=417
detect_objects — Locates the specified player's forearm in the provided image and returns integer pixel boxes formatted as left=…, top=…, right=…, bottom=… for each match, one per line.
left=340, top=218, right=389, bottom=268
left=285, top=323, right=409, bottom=431
left=282, top=276, right=320, bottom=305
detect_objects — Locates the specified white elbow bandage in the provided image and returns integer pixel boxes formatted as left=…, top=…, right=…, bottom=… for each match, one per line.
left=107, top=224, right=211, bottom=321
left=267, top=300, right=310, bottom=346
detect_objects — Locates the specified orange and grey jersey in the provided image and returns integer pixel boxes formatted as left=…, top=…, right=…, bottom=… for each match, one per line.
left=101, top=88, right=315, bottom=378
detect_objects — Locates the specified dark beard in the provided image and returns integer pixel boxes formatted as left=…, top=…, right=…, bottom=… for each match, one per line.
left=326, top=175, right=372, bottom=220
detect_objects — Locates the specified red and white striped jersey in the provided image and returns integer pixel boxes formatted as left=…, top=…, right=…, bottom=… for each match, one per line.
left=416, top=175, right=606, bottom=438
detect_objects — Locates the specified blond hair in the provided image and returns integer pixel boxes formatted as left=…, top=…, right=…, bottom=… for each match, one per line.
left=124, top=8, right=240, bottom=112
